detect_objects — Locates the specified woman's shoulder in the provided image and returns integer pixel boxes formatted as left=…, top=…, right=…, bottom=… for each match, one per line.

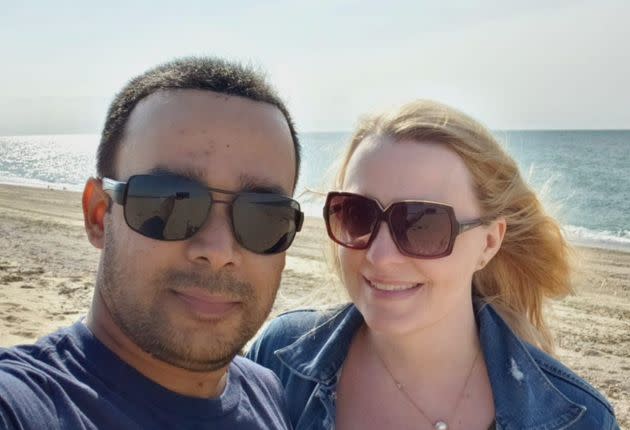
left=266, top=308, right=336, bottom=336
left=477, top=302, right=619, bottom=428
left=246, top=305, right=351, bottom=367
left=262, top=305, right=349, bottom=342
left=524, top=344, right=618, bottom=427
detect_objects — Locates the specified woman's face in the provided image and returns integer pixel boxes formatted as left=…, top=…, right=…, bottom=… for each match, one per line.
left=338, top=136, right=498, bottom=336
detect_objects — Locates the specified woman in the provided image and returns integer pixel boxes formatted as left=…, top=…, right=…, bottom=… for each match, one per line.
left=248, top=100, right=619, bottom=429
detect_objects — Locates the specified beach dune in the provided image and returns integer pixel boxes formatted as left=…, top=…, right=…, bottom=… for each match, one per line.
left=0, top=183, right=628, bottom=427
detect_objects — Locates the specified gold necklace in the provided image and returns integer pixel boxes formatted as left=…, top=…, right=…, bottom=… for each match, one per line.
left=372, top=342, right=481, bottom=430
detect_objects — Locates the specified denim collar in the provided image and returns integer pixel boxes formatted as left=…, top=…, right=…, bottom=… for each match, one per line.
left=276, top=303, right=361, bottom=385
left=275, top=300, right=586, bottom=429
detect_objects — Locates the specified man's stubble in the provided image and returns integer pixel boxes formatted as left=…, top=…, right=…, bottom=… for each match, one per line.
left=97, top=221, right=279, bottom=372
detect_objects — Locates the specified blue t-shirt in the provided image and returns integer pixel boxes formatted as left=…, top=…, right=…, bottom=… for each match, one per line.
left=0, top=322, right=292, bottom=429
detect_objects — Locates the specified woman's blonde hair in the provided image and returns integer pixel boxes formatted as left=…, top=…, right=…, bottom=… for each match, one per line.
left=332, top=100, right=572, bottom=353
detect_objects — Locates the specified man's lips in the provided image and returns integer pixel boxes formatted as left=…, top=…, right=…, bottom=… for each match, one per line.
left=172, top=289, right=241, bottom=319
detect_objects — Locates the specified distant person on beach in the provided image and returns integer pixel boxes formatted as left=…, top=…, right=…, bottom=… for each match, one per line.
left=249, top=100, right=620, bottom=429
left=0, top=57, right=304, bottom=429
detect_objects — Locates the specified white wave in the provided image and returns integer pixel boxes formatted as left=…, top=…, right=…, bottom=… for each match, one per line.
left=563, top=225, right=630, bottom=252
left=0, top=175, right=84, bottom=192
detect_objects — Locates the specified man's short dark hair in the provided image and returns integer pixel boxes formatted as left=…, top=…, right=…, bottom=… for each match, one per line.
left=97, top=57, right=300, bottom=186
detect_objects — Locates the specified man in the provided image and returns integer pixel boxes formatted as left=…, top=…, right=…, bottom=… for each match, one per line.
left=0, top=57, right=304, bottom=429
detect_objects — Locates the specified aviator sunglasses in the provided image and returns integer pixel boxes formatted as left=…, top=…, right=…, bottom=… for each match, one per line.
left=102, top=174, right=304, bottom=255
left=323, top=192, right=488, bottom=259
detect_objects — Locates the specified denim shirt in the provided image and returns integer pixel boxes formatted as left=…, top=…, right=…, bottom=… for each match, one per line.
left=248, top=301, right=619, bottom=430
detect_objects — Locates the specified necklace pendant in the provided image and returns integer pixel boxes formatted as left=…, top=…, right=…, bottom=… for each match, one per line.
left=434, top=421, right=448, bottom=430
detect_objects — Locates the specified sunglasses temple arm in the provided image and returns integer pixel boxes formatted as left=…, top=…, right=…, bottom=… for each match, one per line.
left=101, top=177, right=127, bottom=205
left=458, top=219, right=485, bottom=234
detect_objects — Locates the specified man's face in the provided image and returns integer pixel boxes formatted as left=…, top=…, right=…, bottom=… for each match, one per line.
left=99, top=89, right=296, bottom=371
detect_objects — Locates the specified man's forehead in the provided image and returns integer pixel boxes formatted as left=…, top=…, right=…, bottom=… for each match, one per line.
left=128, top=88, right=283, bottom=127
left=115, top=89, right=296, bottom=193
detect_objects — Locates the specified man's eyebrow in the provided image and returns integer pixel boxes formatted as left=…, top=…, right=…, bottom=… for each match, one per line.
left=146, top=167, right=288, bottom=195
left=147, top=166, right=206, bottom=183
left=239, top=174, right=288, bottom=195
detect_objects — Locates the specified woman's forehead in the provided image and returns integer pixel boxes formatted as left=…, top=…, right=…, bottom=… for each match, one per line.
left=343, top=137, right=481, bottom=213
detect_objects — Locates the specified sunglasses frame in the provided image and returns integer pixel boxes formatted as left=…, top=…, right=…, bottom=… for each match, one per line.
left=323, top=191, right=487, bottom=259
left=101, top=175, right=304, bottom=254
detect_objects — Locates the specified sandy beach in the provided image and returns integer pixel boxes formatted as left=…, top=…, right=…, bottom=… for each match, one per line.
left=1, top=183, right=628, bottom=427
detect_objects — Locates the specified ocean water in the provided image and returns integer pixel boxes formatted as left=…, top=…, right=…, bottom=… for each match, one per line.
left=1, top=131, right=629, bottom=251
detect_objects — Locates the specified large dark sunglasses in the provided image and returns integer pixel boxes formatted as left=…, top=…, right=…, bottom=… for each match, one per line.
left=102, top=174, right=304, bottom=255
left=323, top=192, right=487, bottom=259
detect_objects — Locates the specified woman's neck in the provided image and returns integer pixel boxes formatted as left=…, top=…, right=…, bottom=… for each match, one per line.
left=365, top=297, right=480, bottom=385
left=336, top=297, right=495, bottom=430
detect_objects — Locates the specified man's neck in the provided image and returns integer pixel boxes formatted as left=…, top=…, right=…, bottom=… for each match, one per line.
left=85, top=291, right=229, bottom=398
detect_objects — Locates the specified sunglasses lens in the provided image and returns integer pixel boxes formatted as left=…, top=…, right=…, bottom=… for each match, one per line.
left=325, top=194, right=380, bottom=248
left=390, top=203, right=453, bottom=257
left=232, top=193, right=302, bottom=254
left=124, top=175, right=209, bottom=240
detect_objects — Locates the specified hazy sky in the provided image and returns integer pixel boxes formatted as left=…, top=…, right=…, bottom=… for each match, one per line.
left=1, top=0, right=629, bottom=134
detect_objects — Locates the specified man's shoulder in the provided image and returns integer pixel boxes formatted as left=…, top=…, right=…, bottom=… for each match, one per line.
left=0, top=327, right=71, bottom=382
left=228, top=356, right=292, bottom=428
left=231, top=354, right=282, bottom=385
left=0, top=323, right=79, bottom=372
left=0, top=347, right=51, bottom=387
left=0, top=362, right=59, bottom=429
left=0, top=330, right=76, bottom=430
left=231, top=355, right=285, bottom=399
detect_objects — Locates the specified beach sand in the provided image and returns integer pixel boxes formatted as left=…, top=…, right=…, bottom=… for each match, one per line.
left=1, top=183, right=628, bottom=427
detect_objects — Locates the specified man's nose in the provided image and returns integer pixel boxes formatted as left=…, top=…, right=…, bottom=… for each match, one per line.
left=183, top=203, right=241, bottom=270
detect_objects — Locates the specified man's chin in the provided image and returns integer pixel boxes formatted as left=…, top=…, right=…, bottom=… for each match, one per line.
left=152, top=347, right=238, bottom=373
left=114, top=298, right=269, bottom=372
left=134, top=329, right=246, bottom=372
left=135, top=316, right=255, bottom=372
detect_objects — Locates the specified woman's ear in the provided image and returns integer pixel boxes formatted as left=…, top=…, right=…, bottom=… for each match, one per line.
left=477, top=216, right=506, bottom=270
left=82, top=178, right=109, bottom=249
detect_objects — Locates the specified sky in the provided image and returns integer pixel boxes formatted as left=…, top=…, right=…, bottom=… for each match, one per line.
left=1, top=0, right=629, bottom=134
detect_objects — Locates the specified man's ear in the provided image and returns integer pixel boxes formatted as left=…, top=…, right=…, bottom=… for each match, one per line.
left=82, top=177, right=109, bottom=249
left=477, top=216, right=507, bottom=270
